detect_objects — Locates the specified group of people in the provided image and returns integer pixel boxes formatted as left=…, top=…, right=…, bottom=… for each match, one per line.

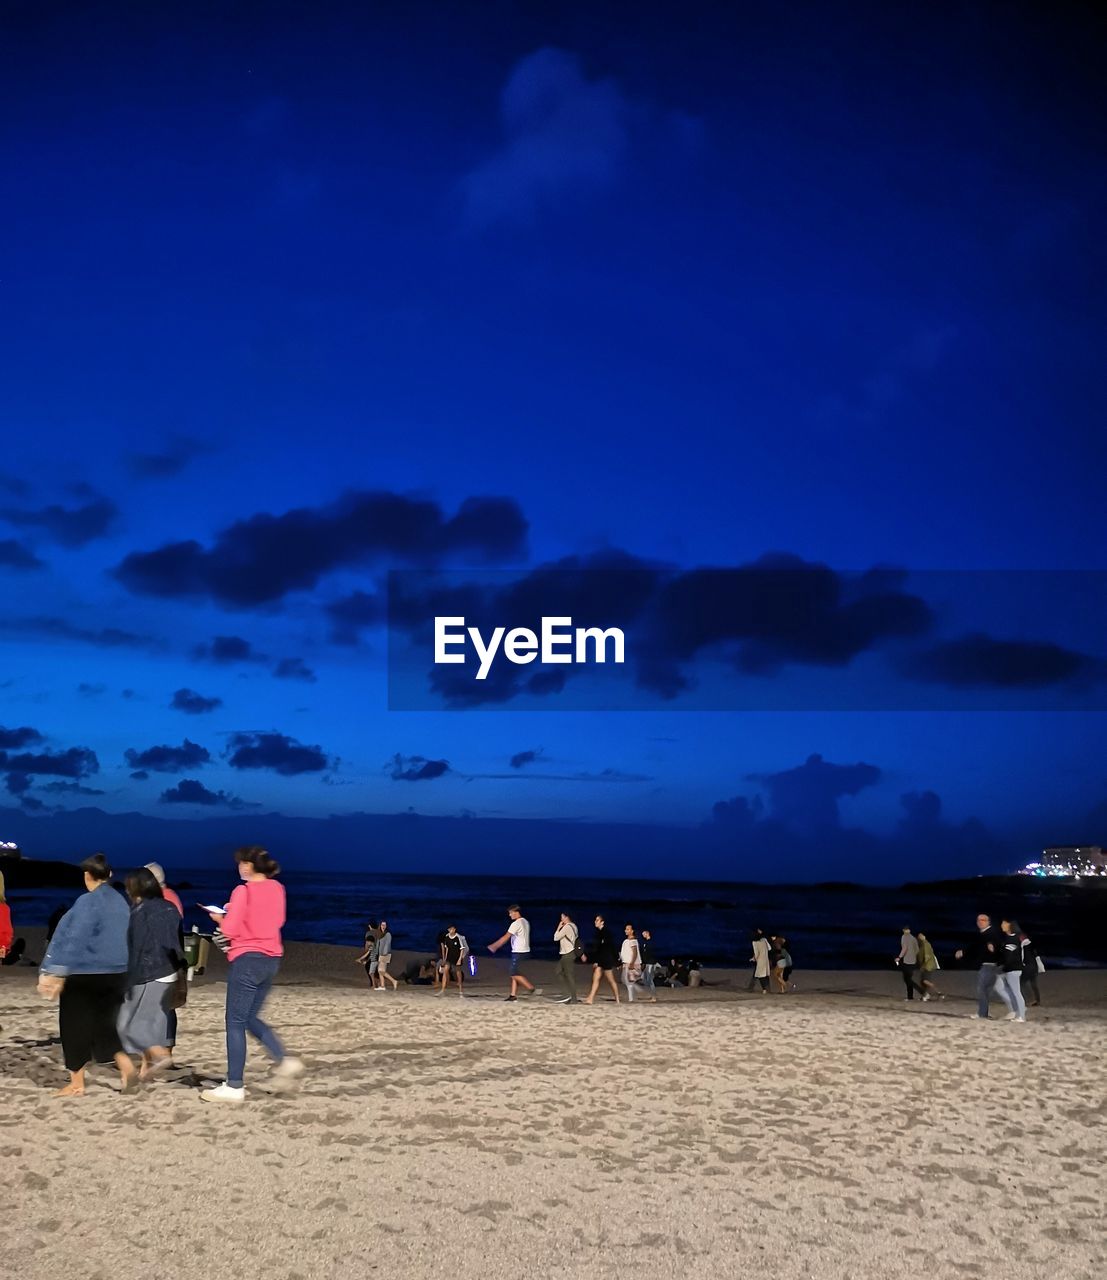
left=356, top=919, right=399, bottom=991
left=747, top=928, right=794, bottom=993
left=895, top=915, right=1043, bottom=1019
left=32, top=846, right=301, bottom=1103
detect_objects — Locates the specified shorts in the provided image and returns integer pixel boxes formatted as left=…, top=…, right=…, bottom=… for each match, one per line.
left=510, top=952, right=529, bottom=974
left=378, top=954, right=392, bottom=975
left=366, top=960, right=379, bottom=975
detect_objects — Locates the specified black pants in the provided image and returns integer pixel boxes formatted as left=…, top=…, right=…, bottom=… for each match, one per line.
left=1020, top=969, right=1041, bottom=1004
left=59, top=973, right=126, bottom=1072
left=900, top=962, right=922, bottom=999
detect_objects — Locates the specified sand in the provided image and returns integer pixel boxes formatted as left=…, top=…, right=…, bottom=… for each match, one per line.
left=1, top=929, right=1104, bottom=1280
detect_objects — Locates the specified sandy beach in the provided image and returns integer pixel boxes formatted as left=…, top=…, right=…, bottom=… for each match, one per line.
left=1, top=930, right=1104, bottom=1280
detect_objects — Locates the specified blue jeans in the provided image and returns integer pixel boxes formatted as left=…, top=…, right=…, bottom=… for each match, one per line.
left=226, top=953, right=284, bottom=1087
left=997, top=970, right=1026, bottom=1018
left=976, top=964, right=1000, bottom=1017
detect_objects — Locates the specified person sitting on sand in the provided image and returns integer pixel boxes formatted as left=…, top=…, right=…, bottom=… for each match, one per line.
left=581, top=915, right=621, bottom=1005
left=488, top=905, right=539, bottom=1002
left=37, top=853, right=138, bottom=1097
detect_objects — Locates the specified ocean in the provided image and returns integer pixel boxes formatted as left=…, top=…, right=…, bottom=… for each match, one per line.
left=5, top=869, right=1104, bottom=970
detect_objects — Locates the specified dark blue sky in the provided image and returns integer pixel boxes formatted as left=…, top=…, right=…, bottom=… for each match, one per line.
left=1, top=1, right=1104, bottom=877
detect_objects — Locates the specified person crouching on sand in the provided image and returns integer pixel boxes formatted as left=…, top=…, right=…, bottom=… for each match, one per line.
left=582, top=915, right=621, bottom=1005
left=200, top=845, right=303, bottom=1103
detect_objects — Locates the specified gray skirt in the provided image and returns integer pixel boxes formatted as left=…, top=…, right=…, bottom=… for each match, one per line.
left=117, top=980, right=173, bottom=1054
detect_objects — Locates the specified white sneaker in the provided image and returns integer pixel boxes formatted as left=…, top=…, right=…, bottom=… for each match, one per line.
left=922, top=994, right=931, bottom=1002
left=1015, top=1016, right=1026, bottom=1022
left=1005, top=1012, right=1019, bottom=1021
left=200, top=1083, right=245, bottom=1103
left=272, top=1056, right=304, bottom=1080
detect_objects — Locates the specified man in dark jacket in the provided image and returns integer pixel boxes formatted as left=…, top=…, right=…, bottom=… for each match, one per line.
left=954, top=913, right=1007, bottom=1019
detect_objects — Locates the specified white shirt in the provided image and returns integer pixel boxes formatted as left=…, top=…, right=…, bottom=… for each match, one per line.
left=554, top=921, right=578, bottom=955
left=620, top=938, right=640, bottom=965
left=508, top=917, right=530, bottom=953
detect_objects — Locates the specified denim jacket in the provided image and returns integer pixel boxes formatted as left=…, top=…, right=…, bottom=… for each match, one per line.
left=41, top=885, right=129, bottom=976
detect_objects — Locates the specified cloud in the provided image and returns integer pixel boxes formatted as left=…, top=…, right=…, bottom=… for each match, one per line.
left=124, top=739, right=211, bottom=773
left=130, top=770, right=149, bottom=781
left=0, top=616, right=165, bottom=651
left=0, top=725, right=45, bottom=749
left=460, top=48, right=700, bottom=229
left=39, top=779, right=106, bottom=796
left=159, top=778, right=246, bottom=807
left=128, top=436, right=210, bottom=479
left=900, top=633, right=1104, bottom=689
left=0, top=497, right=117, bottom=547
left=0, top=745, right=99, bottom=779
left=0, top=472, right=31, bottom=498
left=226, top=731, right=330, bottom=775
left=0, top=539, right=44, bottom=571
left=113, top=491, right=527, bottom=607
left=387, top=753, right=450, bottom=782
left=5, top=771, right=32, bottom=796
left=193, top=635, right=267, bottom=664
left=325, top=590, right=382, bottom=644
left=273, top=657, right=317, bottom=683
left=751, top=753, right=882, bottom=832
left=393, top=551, right=931, bottom=706
left=510, top=748, right=542, bottom=769
left=470, top=766, right=652, bottom=783
left=77, top=682, right=107, bottom=697
left=170, top=688, right=223, bottom=715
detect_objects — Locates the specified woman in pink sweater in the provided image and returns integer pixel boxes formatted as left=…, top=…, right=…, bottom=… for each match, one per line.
left=201, top=846, right=303, bottom=1103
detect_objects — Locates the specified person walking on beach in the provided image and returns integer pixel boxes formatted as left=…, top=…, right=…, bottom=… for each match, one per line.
left=582, top=914, right=621, bottom=1004
left=639, top=927, right=658, bottom=1000
left=895, top=927, right=925, bottom=1001
left=357, top=919, right=380, bottom=987
left=554, top=912, right=581, bottom=1003
left=772, top=937, right=793, bottom=993
left=916, top=931, right=942, bottom=999
left=1019, top=928, right=1043, bottom=1007
left=117, top=867, right=185, bottom=1083
left=200, top=846, right=303, bottom=1103
left=37, top=853, right=138, bottom=1097
left=488, top=905, right=538, bottom=1001
left=375, top=919, right=399, bottom=991
left=998, top=920, right=1027, bottom=1022
left=955, top=913, right=1006, bottom=1020
left=437, top=924, right=466, bottom=997
left=620, top=924, right=655, bottom=1003
left=750, top=929, right=771, bottom=994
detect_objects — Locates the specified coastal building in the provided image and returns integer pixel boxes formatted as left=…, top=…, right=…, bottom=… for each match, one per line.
left=1020, top=846, right=1107, bottom=878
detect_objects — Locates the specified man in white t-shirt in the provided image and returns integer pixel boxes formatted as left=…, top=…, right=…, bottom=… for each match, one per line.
left=488, top=905, right=540, bottom=1002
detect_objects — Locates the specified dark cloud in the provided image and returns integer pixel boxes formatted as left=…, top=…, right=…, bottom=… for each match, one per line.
left=113, top=491, right=528, bottom=607
left=0, top=472, right=31, bottom=498
left=0, top=616, right=165, bottom=651
left=751, top=753, right=882, bottom=831
left=0, top=745, right=99, bottom=779
left=388, top=753, right=450, bottom=782
left=5, top=771, right=32, bottom=796
left=40, top=780, right=106, bottom=796
left=130, top=769, right=149, bottom=781
left=0, top=725, right=45, bottom=749
left=0, top=539, right=44, bottom=570
left=471, top=766, right=652, bottom=783
left=273, top=657, right=317, bottom=683
left=170, top=688, right=223, bottom=714
left=193, top=635, right=267, bottom=664
left=77, top=682, right=107, bottom=697
left=900, top=633, right=1103, bottom=689
left=0, top=498, right=117, bottom=547
left=510, top=748, right=542, bottom=769
left=393, top=552, right=931, bottom=707
left=226, top=731, right=330, bottom=775
left=124, top=739, right=211, bottom=773
left=128, top=437, right=210, bottom=479
left=325, top=590, right=382, bottom=644
left=159, top=778, right=245, bottom=807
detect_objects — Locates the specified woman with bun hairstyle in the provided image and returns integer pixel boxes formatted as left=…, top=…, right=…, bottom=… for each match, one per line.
left=38, top=853, right=137, bottom=1097
left=201, top=846, right=303, bottom=1103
